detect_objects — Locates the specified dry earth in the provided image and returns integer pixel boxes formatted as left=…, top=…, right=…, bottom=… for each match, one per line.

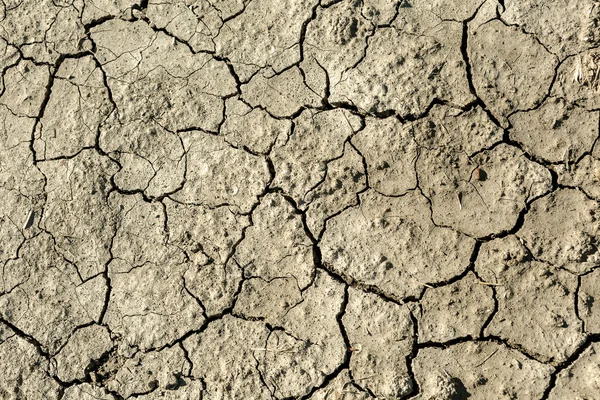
left=1, top=0, right=600, bottom=399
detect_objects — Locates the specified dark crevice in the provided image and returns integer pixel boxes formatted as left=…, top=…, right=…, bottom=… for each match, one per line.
left=460, top=17, right=504, bottom=131
left=293, top=284, right=352, bottom=400
left=83, top=15, right=116, bottom=31
left=301, top=139, right=351, bottom=208
left=417, top=335, right=547, bottom=365
left=540, top=334, right=600, bottom=399
left=30, top=58, right=63, bottom=165
left=423, top=241, right=481, bottom=291
left=401, top=307, right=420, bottom=399
left=297, top=1, right=322, bottom=68
left=0, top=317, right=50, bottom=357
left=97, top=218, right=120, bottom=324
left=313, top=56, right=331, bottom=106
left=574, top=275, right=586, bottom=333
left=471, top=178, right=554, bottom=242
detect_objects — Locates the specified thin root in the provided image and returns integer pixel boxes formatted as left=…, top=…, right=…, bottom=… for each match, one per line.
left=476, top=281, right=503, bottom=286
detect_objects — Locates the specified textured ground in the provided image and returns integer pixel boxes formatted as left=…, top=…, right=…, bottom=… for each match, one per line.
left=1, top=0, right=600, bottom=399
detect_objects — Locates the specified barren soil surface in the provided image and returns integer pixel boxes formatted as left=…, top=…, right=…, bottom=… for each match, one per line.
left=1, top=0, right=600, bottom=399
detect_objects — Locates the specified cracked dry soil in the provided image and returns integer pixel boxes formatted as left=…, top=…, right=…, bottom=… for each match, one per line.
left=2, top=0, right=600, bottom=399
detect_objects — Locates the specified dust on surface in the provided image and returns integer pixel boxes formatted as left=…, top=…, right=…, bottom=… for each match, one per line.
left=1, top=0, right=599, bottom=399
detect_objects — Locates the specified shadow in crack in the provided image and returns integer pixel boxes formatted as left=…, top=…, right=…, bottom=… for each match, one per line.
left=449, top=377, right=471, bottom=400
